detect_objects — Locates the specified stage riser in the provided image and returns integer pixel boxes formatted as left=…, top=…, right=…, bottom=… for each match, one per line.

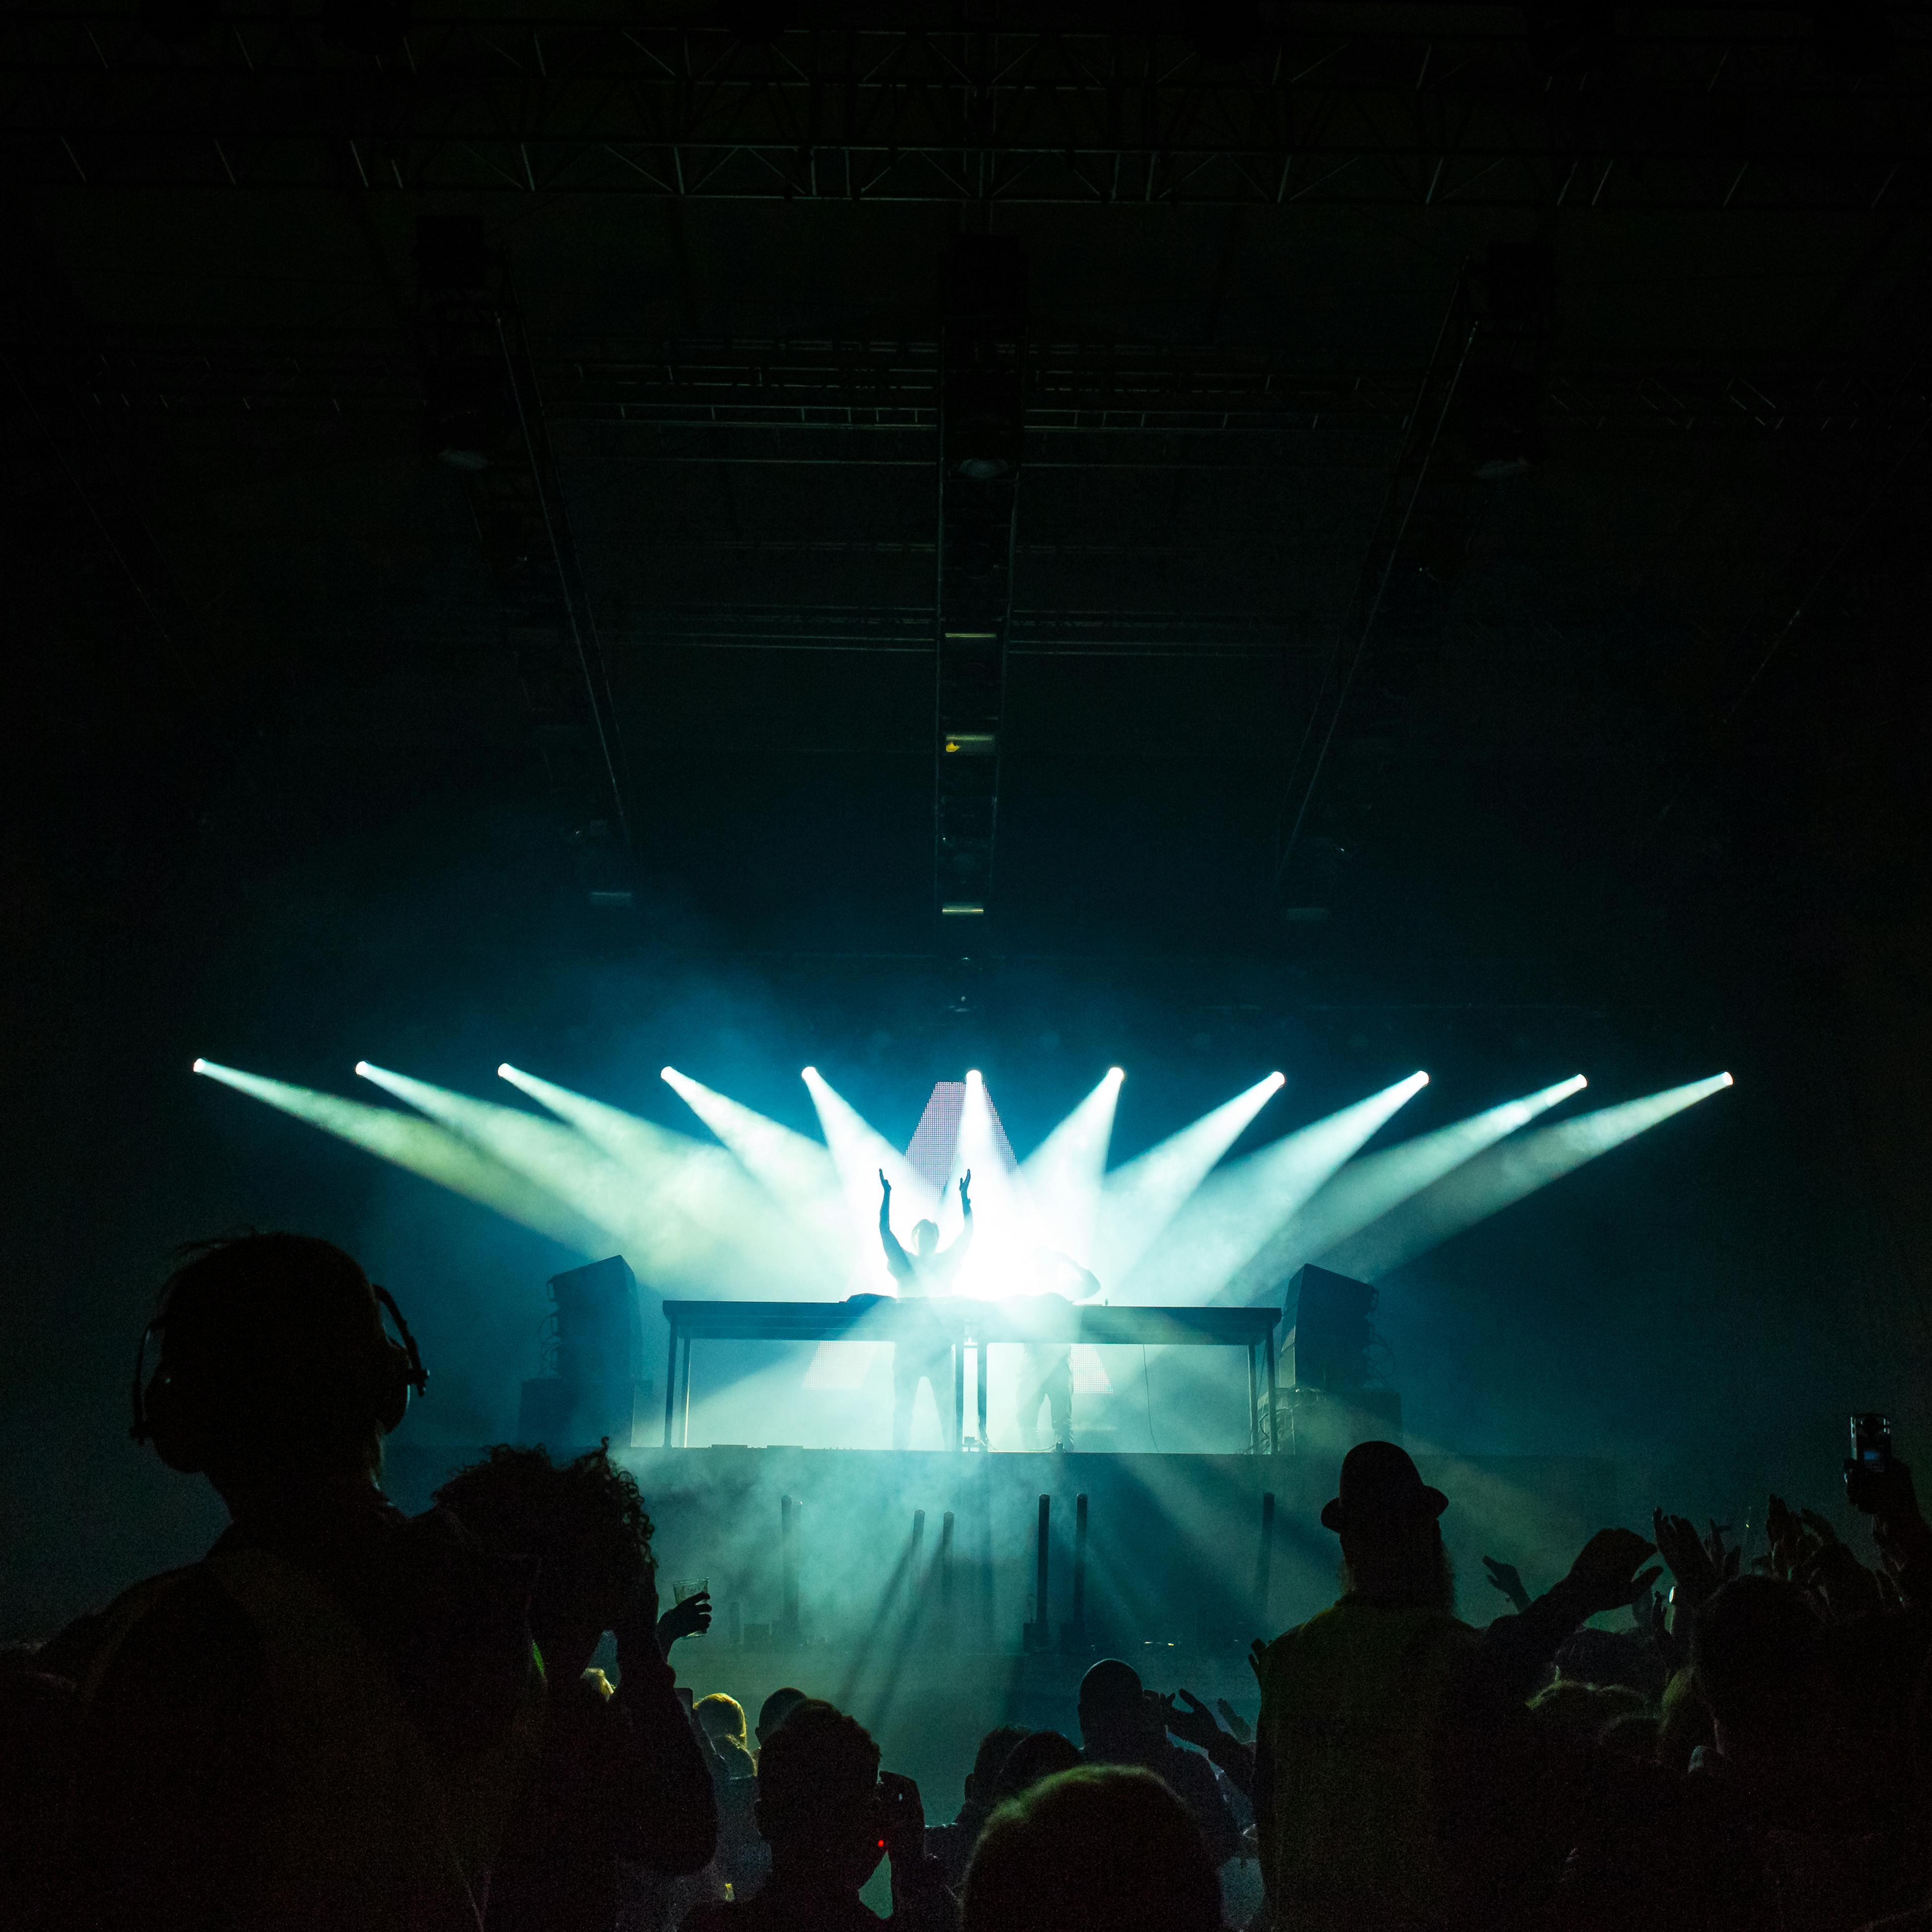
left=386, top=1445, right=1620, bottom=1661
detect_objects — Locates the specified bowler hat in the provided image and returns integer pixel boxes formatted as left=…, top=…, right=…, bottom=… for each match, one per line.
left=1320, top=1440, right=1448, bottom=1533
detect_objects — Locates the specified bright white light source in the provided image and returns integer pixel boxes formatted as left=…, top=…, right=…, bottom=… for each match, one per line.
left=192, top=1058, right=207, bottom=1074
left=497, top=1063, right=513, bottom=1079
left=1107, top=1066, right=1125, bottom=1081
left=661, top=1066, right=677, bottom=1082
left=966, top=1069, right=983, bottom=1085
left=801, top=1066, right=818, bottom=1081
left=354, top=1061, right=371, bottom=1077
left=1721, top=1072, right=1734, bottom=1086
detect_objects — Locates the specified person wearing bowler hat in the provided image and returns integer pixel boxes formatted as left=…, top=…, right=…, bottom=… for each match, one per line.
left=1251, top=1441, right=1659, bottom=1932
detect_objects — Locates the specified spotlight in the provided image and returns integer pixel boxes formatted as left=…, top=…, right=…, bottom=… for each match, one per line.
left=801, top=1066, right=818, bottom=1080
left=1268, top=1071, right=1287, bottom=1088
left=497, top=1063, right=513, bottom=1079
left=661, top=1067, right=677, bottom=1082
left=1415, top=1072, right=1430, bottom=1086
left=354, top=1061, right=371, bottom=1077
left=1108, top=1066, right=1125, bottom=1081
left=966, top=1069, right=983, bottom=1085
left=192, top=1057, right=206, bottom=1073
left=1721, top=1072, right=1734, bottom=1086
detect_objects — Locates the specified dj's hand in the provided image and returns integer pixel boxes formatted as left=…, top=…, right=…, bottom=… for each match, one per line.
left=879, top=1170, right=891, bottom=1197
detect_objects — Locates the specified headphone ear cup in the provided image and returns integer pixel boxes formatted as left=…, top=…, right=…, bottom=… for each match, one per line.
left=368, top=1341, right=413, bottom=1434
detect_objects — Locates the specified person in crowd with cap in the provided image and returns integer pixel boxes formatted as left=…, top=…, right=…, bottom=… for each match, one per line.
left=1076, top=1658, right=1242, bottom=1871
left=1251, top=1440, right=1659, bottom=1932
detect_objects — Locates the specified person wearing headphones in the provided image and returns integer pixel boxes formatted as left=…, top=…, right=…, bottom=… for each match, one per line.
left=41, top=1232, right=544, bottom=1932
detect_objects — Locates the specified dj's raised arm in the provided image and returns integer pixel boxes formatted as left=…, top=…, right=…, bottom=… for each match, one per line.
left=877, top=1170, right=914, bottom=1284
left=951, top=1170, right=975, bottom=1260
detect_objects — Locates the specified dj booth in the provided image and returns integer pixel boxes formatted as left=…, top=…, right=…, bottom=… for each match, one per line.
left=660, top=1297, right=1281, bottom=1453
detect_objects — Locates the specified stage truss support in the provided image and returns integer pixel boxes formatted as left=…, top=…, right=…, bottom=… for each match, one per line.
left=934, top=233, right=1026, bottom=941
left=7, top=16, right=1932, bottom=211
left=416, top=216, right=632, bottom=873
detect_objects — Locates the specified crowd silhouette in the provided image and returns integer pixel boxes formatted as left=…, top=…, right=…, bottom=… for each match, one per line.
left=3, top=1231, right=1929, bottom=1932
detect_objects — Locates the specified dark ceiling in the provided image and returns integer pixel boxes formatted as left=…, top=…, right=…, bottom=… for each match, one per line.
left=5, top=2, right=1930, bottom=990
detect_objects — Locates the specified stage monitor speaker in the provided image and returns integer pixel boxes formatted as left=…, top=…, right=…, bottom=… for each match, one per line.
left=516, top=1254, right=651, bottom=1448
left=1284, top=1263, right=1377, bottom=1390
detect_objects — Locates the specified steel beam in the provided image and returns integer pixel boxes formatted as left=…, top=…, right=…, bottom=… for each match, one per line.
left=65, top=331, right=1914, bottom=442
left=6, top=14, right=1932, bottom=208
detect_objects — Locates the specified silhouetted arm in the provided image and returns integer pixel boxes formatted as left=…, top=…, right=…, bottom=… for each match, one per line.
left=599, top=1609, right=718, bottom=1874
left=1060, top=1255, right=1100, bottom=1300
left=879, top=1171, right=914, bottom=1284
left=1463, top=1528, right=1661, bottom=1716
left=948, top=1172, right=975, bottom=1262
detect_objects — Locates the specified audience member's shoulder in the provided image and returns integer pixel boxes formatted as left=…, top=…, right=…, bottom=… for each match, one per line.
left=57, top=1562, right=264, bottom=1721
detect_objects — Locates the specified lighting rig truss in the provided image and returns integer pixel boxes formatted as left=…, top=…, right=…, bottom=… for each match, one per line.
left=66, top=334, right=1911, bottom=448
left=416, top=215, right=633, bottom=868
left=6, top=12, right=1932, bottom=210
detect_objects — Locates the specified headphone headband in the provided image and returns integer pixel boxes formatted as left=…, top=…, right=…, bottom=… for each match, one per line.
left=130, top=1278, right=429, bottom=1451
left=373, top=1284, right=430, bottom=1399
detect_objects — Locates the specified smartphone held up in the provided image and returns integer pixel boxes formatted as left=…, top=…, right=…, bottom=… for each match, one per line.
left=1845, top=1412, right=1893, bottom=1513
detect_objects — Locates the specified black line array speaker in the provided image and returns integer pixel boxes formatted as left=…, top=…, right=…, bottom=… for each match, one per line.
left=1283, top=1263, right=1378, bottom=1391
left=517, top=1254, right=652, bottom=1449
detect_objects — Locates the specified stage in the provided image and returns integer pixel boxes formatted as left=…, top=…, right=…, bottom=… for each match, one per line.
left=387, top=1443, right=1619, bottom=1712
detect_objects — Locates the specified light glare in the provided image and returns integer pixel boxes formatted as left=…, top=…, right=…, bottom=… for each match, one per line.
left=1330, top=1071, right=1734, bottom=1279
left=1126, top=1071, right=1433, bottom=1303
left=659, top=1065, right=848, bottom=1250
left=192, top=1058, right=207, bottom=1074
left=1020, top=1069, right=1126, bottom=1269
left=1092, top=1071, right=1288, bottom=1286
left=193, top=1060, right=602, bottom=1250
left=1222, top=1073, right=1590, bottom=1301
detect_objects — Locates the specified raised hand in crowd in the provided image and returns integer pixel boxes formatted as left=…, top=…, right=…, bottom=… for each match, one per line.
left=1155, top=1687, right=1255, bottom=1798
left=658, top=1589, right=714, bottom=1651
left=1213, top=1698, right=1252, bottom=1745
left=878, top=1771, right=934, bottom=1919
left=1481, top=1554, right=1533, bottom=1613
left=1654, top=1506, right=1727, bottom=1613
left=1558, top=1526, right=1661, bottom=1616
left=1847, top=1455, right=1932, bottom=1591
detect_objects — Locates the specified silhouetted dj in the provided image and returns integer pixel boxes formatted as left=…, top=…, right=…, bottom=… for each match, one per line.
left=1016, top=1250, right=1101, bottom=1453
left=877, top=1169, right=973, bottom=1451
